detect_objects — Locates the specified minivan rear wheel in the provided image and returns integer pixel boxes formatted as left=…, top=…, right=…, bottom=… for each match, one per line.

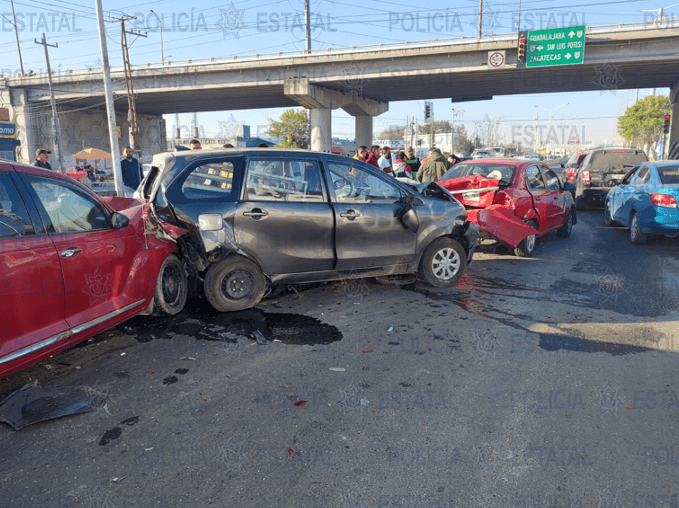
left=419, top=237, right=466, bottom=287
left=204, top=257, right=267, bottom=312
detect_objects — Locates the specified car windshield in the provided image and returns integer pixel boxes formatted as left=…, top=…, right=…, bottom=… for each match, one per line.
left=658, top=164, right=679, bottom=185
left=441, top=163, right=516, bottom=185
left=589, top=151, right=646, bottom=172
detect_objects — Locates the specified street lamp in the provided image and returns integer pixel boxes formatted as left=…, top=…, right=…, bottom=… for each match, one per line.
left=537, top=102, right=569, bottom=155
left=150, top=9, right=164, bottom=64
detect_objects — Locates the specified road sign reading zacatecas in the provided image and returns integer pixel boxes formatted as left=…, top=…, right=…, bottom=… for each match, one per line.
left=526, top=25, right=586, bottom=68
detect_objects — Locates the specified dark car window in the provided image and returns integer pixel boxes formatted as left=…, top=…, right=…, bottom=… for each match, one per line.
left=326, top=162, right=401, bottom=204
left=27, top=175, right=110, bottom=233
left=631, top=165, right=650, bottom=186
left=0, top=173, right=36, bottom=238
left=621, top=167, right=639, bottom=185
left=657, top=164, right=679, bottom=185
left=588, top=151, right=647, bottom=172
left=541, top=167, right=561, bottom=190
left=526, top=166, right=546, bottom=190
left=441, top=163, right=515, bottom=184
left=245, top=159, right=324, bottom=202
left=181, top=160, right=235, bottom=200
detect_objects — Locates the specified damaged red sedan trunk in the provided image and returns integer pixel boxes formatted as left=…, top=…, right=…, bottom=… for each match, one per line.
left=438, top=159, right=576, bottom=257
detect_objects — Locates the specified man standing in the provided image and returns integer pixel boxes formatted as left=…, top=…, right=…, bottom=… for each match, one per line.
left=416, top=148, right=448, bottom=183
left=190, top=139, right=202, bottom=150
left=353, top=146, right=369, bottom=162
left=120, top=147, right=141, bottom=193
left=33, top=149, right=53, bottom=170
left=366, top=145, right=380, bottom=168
left=378, top=146, right=393, bottom=175
left=405, top=146, right=421, bottom=174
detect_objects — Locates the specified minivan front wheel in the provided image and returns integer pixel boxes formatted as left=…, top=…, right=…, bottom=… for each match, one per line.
left=204, top=257, right=267, bottom=312
left=419, top=237, right=466, bottom=287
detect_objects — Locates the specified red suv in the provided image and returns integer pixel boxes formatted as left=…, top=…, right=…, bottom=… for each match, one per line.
left=562, top=151, right=587, bottom=185
left=0, top=161, right=187, bottom=378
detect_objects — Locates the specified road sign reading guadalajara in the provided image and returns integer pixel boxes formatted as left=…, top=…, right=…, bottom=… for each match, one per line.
left=526, top=25, right=586, bottom=67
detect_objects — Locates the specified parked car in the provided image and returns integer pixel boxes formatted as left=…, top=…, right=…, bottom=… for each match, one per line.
left=561, top=151, right=587, bottom=185
left=138, top=149, right=479, bottom=312
left=604, top=161, right=679, bottom=244
left=573, top=148, right=647, bottom=209
left=0, top=161, right=187, bottom=378
left=437, top=159, right=576, bottom=257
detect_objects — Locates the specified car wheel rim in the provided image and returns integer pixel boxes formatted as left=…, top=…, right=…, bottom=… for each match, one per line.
left=567, top=213, right=573, bottom=233
left=605, top=204, right=611, bottom=223
left=526, top=234, right=536, bottom=252
left=222, top=269, right=254, bottom=300
left=631, top=216, right=639, bottom=240
left=431, top=247, right=461, bottom=280
left=162, top=265, right=181, bottom=304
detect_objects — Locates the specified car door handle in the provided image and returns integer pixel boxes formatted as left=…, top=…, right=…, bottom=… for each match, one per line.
left=553, top=196, right=559, bottom=200
left=340, top=209, right=361, bottom=220
left=60, top=248, right=82, bottom=258
left=243, top=208, right=269, bottom=218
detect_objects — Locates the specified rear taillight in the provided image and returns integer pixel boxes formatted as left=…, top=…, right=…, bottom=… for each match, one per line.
left=581, top=170, right=590, bottom=184
left=567, top=168, right=577, bottom=184
left=493, top=191, right=514, bottom=208
left=650, top=193, right=678, bottom=208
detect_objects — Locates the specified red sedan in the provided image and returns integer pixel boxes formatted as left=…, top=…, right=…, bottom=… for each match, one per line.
left=438, top=159, right=576, bottom=257
left=0, top=161, right=187, bottom=378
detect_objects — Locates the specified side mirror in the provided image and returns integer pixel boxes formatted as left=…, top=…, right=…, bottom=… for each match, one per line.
left=560, top=164, right=565, bottom=168
left=396, top=202, right=419, bottom=233
left=111, top=211, right=129, bottom=230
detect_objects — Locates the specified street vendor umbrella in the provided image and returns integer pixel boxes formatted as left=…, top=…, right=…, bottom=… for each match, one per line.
left=73, top=148, right=112, bottom=160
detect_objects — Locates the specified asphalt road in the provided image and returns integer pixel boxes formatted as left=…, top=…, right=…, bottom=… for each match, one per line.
left=2, top=210, right=679, bottom=508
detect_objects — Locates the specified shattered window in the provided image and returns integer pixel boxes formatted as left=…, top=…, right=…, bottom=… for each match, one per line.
left=245, top=159, right=324, bottom=202
left=326, top=162, right=401, bottom=204
left=526, top=166, right=546, bottom=191
left=0, top=173, right=35, bottom=238
left=182, top=161, right=235, bottom=200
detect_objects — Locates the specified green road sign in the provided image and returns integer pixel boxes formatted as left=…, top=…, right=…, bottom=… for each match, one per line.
left=525, top=25, right=586, bottom=68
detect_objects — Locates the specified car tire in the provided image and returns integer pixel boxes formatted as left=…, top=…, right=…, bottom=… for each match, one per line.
left=154, top=254, right=188, bottom=316
left=419, top=237, right=466, bottom=288
left=204, top=257, right=267, bottom=312
left=514, top=220, right=537, bottom=257
left=604, top=201, right=618, bottom=227
left=629, top=212, right=646, bottom=245
left=557, top=208, right=574, bottom=238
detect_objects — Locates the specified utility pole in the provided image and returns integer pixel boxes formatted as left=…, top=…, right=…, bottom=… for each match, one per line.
left=193, top=112, right=199, bottom=138
left=117, top=16, right=146, bottom=165
left=10, top=0, right=24, bottom=76
left=478, top=0, right=483, bottom=40
left=35, top=34, right=64, bottom=174
left=150, top=9, right=164, bottom=63
left=304, top=0, right=311, bottom=52
left=175, top=113, right=180, bottom=139
left=95, top=0, right=124, bottom=197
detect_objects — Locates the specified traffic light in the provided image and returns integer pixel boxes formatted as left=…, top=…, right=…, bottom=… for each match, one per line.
left=664, top=113, right=671, bottom=134
left=517, top=31, right=527, bottom=66
left=424, top=104, right=432, bottom=123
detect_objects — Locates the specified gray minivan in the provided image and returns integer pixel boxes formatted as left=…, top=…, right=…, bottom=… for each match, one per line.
left=139, top=149, right=478, bottom=312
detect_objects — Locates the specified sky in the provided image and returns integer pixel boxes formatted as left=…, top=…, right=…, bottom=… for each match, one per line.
left=0, top=0, right=676, bottom=148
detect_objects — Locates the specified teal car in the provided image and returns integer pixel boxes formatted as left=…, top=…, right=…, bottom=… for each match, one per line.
left=604, top=161, right=679, bottom=244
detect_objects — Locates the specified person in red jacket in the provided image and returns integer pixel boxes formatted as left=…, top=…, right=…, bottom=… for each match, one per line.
left=365, top=145, right=380, bottom=168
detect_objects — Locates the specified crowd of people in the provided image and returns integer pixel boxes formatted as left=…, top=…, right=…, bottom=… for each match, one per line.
left=353, top=144, right=462, bottom=183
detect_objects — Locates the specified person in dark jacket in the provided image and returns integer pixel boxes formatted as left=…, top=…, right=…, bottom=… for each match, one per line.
left=33, top=149, right=53, bottom=170
left=405, top=145, right=420, bottom=173
left=120, top=146, right=141, bottom=192
left=416, top=148, right=448, bottom=183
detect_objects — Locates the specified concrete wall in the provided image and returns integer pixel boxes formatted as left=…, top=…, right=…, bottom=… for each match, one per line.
left=0, top=83, right=165, bottom=167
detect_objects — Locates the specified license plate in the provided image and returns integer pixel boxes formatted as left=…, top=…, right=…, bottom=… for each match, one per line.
left=466, top=191, right=480, bottom=201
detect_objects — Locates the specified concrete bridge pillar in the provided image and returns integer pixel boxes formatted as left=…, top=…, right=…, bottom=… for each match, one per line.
left=669, top=82, right=679, bottom=159
left=309, top=108, right=332, bottom=152
left=354, top=116, right=373, bottom=149
left=284, top=77, right=387, bottom=152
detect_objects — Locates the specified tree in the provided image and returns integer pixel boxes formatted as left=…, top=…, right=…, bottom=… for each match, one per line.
left=451, top=125, right=474, bottom=156
left=419, top=120, right=452, bottom=135
left=618, top=95, right=671, bottom=149
left=267, top=109, right=309, bottom=148
left=377, top=125, right=405, bottom=140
